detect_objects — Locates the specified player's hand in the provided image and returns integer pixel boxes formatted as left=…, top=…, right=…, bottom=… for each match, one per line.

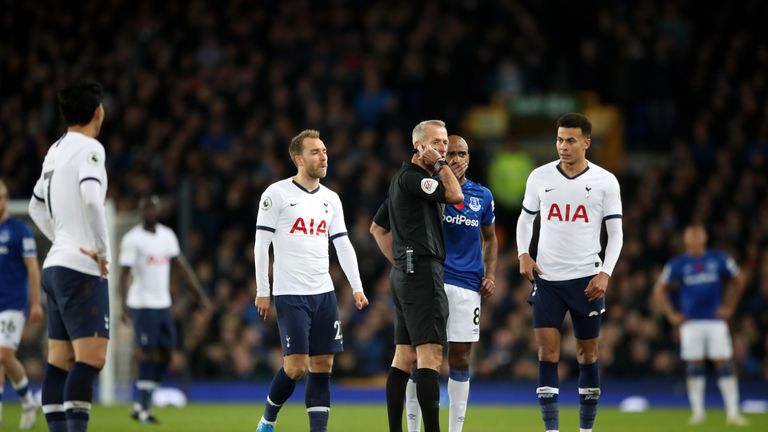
left=79, top=248, right=109, bottom=280
left=668, top=311, right=687, bottom=326
left=449, top=160, right=468, bottom=179
left=479, top=277, right=495, bottom=297
left=28, top=303, right=44, bottom=322
left=121, top=304, right=132, bottom=325
left=715, top=305, right=734, bottom=320
left=417, top=143, right=441, bottom=167
left=519, top=253, right=543, bottom=282
left=353, top=291, right=369, bottom=310
left=584, top=272, right=609, bottom=301
left=255, top=296, right=271, bottom=320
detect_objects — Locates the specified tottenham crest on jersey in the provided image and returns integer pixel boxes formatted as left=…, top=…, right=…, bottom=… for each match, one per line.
left=468, top=196, right=482, bottom=212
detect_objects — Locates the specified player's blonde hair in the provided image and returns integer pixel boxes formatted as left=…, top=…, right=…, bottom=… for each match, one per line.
left=412, top=120, right=446, bottom=144
left=289, top=129, right=321, bottom=166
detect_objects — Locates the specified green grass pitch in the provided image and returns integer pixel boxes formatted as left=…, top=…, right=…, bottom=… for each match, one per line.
left=4, top=403, right=765, bottom=431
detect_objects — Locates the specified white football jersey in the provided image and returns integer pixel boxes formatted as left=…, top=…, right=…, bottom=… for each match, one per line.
left=522, top=160, right=622, bottom=281
left=119, top=224, right=180, bottom=308
left=33, top=131, right=109, bottom=276
left=256, top=178, right=348, bottom=296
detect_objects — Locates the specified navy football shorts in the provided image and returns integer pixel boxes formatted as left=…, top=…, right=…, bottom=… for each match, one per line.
left=130, top=307, right=176, bottom=349
left=528, top=273, right=604, bottom=339
left=42, top=266, right=110, bottom=340
left=274, top=291, right=343, bottom=356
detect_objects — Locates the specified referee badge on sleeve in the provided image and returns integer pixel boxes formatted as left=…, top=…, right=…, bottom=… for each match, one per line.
left=421, top=178, right=438, bottom=194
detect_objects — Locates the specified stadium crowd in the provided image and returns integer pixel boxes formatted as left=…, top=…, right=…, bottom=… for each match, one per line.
left=2, top=0, right=767, bottom=383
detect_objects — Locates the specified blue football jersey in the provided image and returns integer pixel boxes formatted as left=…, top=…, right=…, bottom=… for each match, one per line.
left=442, top=179, right=495, bottom=292
left=0, top=218, right=37, bottom=311
left=659, top=249, right=738, bottom=320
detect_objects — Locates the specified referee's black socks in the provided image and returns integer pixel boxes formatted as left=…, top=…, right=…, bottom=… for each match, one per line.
left=415, top=368, right=441, bottom=432
left=385, top=367, right=409, bottom=432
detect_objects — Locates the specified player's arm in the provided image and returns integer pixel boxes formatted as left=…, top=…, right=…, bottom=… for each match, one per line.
left=78, top=148, right=110, bottom=278
left=28, top=181, right=55, bottom=241
left=370, top=222, right=393, bottom=264
left=172, top=255, right=211, bottom=309
left=717, top=256, right=746, bottom=320
left=254, top=188, right=280, bottom=320
left=516, top=173, right=542, bottom=281
left=119, top=266, right=132, bottom=324
left=369, top=200, right=393, bottom=264
left=23, top=255, right=43, bottom=322
left=585, top=176, right=624, bottom=301
left=653, top=265, right=686, bottom=326
left=479, top=223, right=498, bottom=298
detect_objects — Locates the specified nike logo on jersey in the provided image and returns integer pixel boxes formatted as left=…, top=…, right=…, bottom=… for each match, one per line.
left=290, top=203, right=299, bottom=206
left=545, top=188, right=555, bottom=192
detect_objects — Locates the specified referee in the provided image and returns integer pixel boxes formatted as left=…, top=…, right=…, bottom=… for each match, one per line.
left=385, top=120, right=464, bottom=432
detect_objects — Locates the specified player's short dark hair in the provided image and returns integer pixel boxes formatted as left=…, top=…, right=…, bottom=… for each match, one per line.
left=556, top=113, right=592, bottom=138
left=289, top=129, right=321, bottom=166
left=58, top=79, right=104, bottom=126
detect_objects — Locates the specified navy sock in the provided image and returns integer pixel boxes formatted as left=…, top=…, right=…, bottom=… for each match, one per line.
left=578, top=362, right=600, bottom=430
left=687, top=363, right=705, bottom=378
left=154, top=360, right=169, bottom=383
left=306, top=372, right=331, bottom=432
left=716, top=362, right=734, bottom=378
left=386, top=367, right=410, bottom=432
left=415, top=368, right=440, bottom=432
left=64, top=362, right=101, bottom=432
left=264, top=368, right=297, bottom=422
left=537, top=361, right=559, bottom=431
left=42, top=363, right=68, bottom=432
left=136, top=361, right=156, bottom=412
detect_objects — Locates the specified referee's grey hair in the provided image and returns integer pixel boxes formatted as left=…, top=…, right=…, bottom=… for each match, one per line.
left=412, top=120, right=446, bottom=144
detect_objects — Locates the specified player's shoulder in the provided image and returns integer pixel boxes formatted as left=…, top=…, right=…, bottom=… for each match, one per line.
left=121, top=225, right=143, bottom=243
left=705, top=249, right=730, bottom=261
left=527, top=160, right=560, bottom=181
left=464, top=179, right=493, bottom=198
left=5, top=218, right=30, bottom=233
left=318, top=183, right=341, bottom=200
left=586, top=161, right=619, bottom=183
left=157, top=223, right=178, bottom=237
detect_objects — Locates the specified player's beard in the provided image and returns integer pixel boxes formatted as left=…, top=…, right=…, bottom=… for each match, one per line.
left=307, top=163, right=328, bottom=180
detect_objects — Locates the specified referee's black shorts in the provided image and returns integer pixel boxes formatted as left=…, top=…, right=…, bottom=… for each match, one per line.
left=390, top=257, right=448, bottom=347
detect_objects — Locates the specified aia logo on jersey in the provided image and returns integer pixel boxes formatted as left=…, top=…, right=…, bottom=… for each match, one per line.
left=145, top=255, right=170, bottom=265
left=290, top=217, right=328, bottom=236
left=547, top=203, right=589, bottom=222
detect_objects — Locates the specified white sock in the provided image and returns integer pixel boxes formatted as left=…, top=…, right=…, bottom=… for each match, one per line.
left=687, top=376, right=706, bottom=418
left=448, top=377, right=469, bottom=432
left=717, top=375, right=740, bottom=418
left=405, top=378, right=421, bottom=432
left=580, top=429, right=593, bottom=432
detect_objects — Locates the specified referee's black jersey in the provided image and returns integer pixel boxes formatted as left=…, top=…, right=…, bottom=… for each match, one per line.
left=386, top=162, right=448, bottom=263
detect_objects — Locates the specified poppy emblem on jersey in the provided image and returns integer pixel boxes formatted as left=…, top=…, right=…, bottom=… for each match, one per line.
left=87, top=151, right=101, bottom=166
left=261, top=196, right=272, bottom=211
left=421, top=178, right=438, bottom=194
left=454, top=202, right=464, bottom=210
left=468, top=197, right=482, bottom=212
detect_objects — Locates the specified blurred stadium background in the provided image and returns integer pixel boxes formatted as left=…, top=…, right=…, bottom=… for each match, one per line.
left=1, top=0, right=767, bottom=430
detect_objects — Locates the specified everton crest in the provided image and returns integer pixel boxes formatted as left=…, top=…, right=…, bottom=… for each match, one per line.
left=468, top=196, right=482, bottom=212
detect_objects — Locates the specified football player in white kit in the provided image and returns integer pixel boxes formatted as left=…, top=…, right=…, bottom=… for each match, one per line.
left=516, top=113, right=623, bottom=432
left=254, top=129, right=369, bottom=432
left=119, top=195, right=210, bottom=424
left=654, top=225, right=749, bottom=426
left=28, top=79, right=110, bottom=432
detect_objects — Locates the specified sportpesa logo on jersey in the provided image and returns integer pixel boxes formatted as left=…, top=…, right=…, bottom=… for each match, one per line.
left=443, top=214, right=479, bottom=227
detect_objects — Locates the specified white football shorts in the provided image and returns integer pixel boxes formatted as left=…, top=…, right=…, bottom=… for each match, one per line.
left=445, top=283, right=481, bottom=343
left=0, top=310, right=26, bottom=350
left=680, top=319, right=733, bottom=361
